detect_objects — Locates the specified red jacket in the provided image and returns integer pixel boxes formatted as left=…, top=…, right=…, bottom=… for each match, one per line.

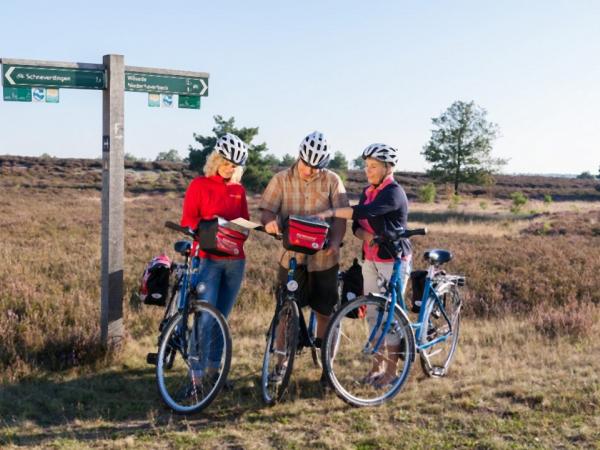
left=181, top=175, right=250, bottom=259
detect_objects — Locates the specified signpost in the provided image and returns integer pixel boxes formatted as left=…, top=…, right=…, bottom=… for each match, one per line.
left=1, top=56, right=209, bottom=348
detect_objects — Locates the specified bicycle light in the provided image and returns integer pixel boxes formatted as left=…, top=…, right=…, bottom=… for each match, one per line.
left=286, top=280, right=298, bottom=292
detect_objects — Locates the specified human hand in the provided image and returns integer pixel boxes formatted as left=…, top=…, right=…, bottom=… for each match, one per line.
left=323, top=242, right=340, bottom=257
left=265, top=220, right=280, bottom=235
left=316, top=209, right=334, bottom=220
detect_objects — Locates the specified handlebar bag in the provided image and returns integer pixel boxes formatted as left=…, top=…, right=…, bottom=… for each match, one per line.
left=197, top=217, right=249, bottom=257
left=282, top=215, right=330, bottom=255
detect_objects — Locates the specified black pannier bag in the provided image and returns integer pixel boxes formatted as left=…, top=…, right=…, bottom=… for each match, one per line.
left=139, top=254, right=172, bottom=306
left=282, top=215, right=330, bottom=255
left=410, top=270, right=428, bottom=313
left=197, top=217, right=249, bottom=257
left=341, top=258, right=366, bottom=319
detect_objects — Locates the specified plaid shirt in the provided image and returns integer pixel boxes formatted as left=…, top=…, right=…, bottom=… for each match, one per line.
left=259, top=163, right=349, bottom=271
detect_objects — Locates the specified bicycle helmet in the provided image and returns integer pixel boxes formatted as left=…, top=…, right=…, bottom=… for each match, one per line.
left=362, top=143, right=399, bottom=166
left=298, top=131, right=330, bottom=168
left=215, top=133, right=248, bottom=166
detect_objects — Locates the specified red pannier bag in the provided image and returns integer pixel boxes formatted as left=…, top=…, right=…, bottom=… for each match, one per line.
left=197, top=217, right=249, bottom=257
left=282, top=215, right=330, bottom=255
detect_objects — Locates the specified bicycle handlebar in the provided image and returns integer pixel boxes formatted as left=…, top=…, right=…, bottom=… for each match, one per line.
left=164, top=221, right=196, bottom=238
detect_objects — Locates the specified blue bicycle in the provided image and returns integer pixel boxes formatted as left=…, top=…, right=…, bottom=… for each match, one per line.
left=147, top=221, right=232, bottom=414
left=321, top=228, right=465, bottom=407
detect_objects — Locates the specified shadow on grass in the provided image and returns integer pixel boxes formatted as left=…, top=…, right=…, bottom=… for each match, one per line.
left=0, top=368, right=344, bottom=446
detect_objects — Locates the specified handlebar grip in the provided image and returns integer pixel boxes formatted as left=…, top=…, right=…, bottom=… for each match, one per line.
left=406, top=228, right=427, bottom=237
left=164, top=221, right=195, bottom=237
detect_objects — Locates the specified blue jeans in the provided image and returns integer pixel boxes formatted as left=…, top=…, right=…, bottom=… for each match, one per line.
left=190, top=257, right=245, bottom=374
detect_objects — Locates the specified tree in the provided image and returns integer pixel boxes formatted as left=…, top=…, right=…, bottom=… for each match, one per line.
left=576, top=171, right=594, bottom=180
left=188, top=115, right=273, bottom=192
left=328, top=151, right=348, bottom=172
left=422, top=100, right=506, bottom=195
left=352, top=156, right=365, bottom=170
left=156, top=149, right=182, bottom=162
left=280, top=153, right=296, bottom=166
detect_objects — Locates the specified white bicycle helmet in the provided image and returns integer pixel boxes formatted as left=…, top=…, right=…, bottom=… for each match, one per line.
left=215, top=133, right=248, bottom=166
left=362, top=143, right=399, bottom=166
left=298, top=131, right=330, bottom=168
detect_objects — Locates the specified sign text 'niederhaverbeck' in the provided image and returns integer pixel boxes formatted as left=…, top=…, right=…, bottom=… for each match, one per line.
left=125, top=71, right=208, bottom=96
left=2, top=65, right=105, bottom=89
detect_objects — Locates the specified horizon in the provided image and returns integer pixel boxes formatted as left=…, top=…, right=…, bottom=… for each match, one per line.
left=1, top=1, right=599, bottom=175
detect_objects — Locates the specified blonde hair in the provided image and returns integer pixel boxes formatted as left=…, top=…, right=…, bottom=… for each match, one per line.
left=203, top=150, right=244, bottom=183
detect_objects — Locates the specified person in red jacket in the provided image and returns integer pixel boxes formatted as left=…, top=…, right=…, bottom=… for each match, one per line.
left=180, top=133, right=249, bottom=384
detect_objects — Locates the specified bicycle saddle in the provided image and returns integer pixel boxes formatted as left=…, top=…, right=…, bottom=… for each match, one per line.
left=423, top=249, right=453, bottom=265
left=174, top=240, right=192, bottom=256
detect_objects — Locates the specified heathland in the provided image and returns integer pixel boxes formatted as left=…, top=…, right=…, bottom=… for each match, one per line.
left=1, top=155, right=599, bottom=449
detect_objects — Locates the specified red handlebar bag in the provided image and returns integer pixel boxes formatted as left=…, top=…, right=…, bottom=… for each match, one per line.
left=282, top=215, right=330, bottom=255
left=197, top=217, right=249, bottom=257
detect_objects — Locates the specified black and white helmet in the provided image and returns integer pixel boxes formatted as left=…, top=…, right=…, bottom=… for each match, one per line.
left=298, top=131, right=330, bottom=168
left=215, top=133, right=248, bottom=166
left=362, top=143, right=399, bottom=166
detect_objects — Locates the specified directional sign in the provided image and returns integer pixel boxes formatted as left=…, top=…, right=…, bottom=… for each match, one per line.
left=3, top=86, right=32, bottom=102
left=2, top=64, right=105, bottom=90
left=125, top=71, right=208, bottom=96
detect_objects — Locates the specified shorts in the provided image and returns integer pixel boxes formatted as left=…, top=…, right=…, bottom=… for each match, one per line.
left=277, top=264, right=339, bottom=316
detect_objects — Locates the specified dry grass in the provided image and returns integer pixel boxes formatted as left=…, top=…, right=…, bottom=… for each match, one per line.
left=1, top=180, right=599, bottom=448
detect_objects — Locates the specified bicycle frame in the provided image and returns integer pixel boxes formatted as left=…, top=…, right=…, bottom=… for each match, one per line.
left=367, top=258, right=456, bottom=355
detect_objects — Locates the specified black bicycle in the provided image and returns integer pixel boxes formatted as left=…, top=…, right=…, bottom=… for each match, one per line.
left=261, top=242, right=342, bottom=405
left=146, top=221, right=232, bottom=414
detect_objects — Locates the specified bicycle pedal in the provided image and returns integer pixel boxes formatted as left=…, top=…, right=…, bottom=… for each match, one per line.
left=146, top=352, right=158, bottom=365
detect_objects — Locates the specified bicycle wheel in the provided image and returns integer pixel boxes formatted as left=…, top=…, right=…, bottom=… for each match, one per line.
left=419, top=282, right=462, bottom=378
left=261, top=300, right=299, bottom=405
left=156, top=302, right=232, bottom=414
left=322, top=295, right=415, bottom=407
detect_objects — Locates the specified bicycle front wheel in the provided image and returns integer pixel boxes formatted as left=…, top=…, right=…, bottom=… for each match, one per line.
left=261, top=300, right=299, bottom=405
left=322, top=295, right=415, bottom=407
left=419, top=283, right=462, bottom=378
left=156, top=302, right=232, bottom=415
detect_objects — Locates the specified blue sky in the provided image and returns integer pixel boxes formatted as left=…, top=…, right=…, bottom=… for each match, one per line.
left=1, top=1, right=599, bottom=174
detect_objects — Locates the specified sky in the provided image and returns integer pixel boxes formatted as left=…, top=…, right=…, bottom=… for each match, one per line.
left=1, top=0, right=599, bottom=175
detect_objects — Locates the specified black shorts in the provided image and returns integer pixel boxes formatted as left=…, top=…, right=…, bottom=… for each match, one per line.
left=277, top=264, right=339, bottom=316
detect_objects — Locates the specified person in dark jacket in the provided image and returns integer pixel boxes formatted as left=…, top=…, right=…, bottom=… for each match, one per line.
left=317, top=143, right=411, bottom=388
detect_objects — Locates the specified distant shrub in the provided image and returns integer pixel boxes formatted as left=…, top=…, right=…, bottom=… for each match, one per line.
left=532, top=298, right=594, bottom=339
left=479, top=201, right=488, bottom=210
left=418, top=182, right=436, bottom=203
left=510, top=191, right=527, bottom=214
left=447, top=193, right=461, bottom=210
left=543, top=194, right=553, bottom=205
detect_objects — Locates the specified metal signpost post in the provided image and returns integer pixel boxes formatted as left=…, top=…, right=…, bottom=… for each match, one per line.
left=1, top=55, right=209, bottom=348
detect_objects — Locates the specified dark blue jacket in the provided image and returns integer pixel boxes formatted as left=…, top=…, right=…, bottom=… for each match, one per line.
left=351, top=180, right=412, bottom=259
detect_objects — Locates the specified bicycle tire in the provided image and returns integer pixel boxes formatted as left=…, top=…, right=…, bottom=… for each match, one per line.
left=322, top=295, right=415, bottom=407
left=261, top=300, right=299, bottom=405
left=156, top=302, right=232, bottom=414
left=418, top=282, right=462, bottom=378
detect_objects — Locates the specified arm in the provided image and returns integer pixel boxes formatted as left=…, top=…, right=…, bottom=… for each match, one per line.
left=258, top=175, right=282, bottom=234
left=240, top=188, right=250, bottom=221
left=351, top=185, right=402, bottom=220
left=260, top=210, right=280, bottom=235
left=180, top=179, right=201, bottom=229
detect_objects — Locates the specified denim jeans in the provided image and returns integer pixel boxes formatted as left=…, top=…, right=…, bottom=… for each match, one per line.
left=189, top=257, right=245, bottom=375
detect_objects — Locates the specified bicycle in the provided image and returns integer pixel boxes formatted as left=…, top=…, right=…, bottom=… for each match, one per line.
left=146, top=221, right=232, bottom=414
left=260, top=239, right=342, bottom=405
left=321, top=228, right=465, bottom=407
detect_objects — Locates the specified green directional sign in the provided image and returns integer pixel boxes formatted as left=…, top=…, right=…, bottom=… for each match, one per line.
left=178, top=94, right=201, bottom=109
left=3, top=86, right=32, bottom=102
left=125, top=71, right=208, bottom=96
left=2, top=64, right=105, bottom=90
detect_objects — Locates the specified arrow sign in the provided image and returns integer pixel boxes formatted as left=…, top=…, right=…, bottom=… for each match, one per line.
left=125, top=71, right=208, bottom=96
left=2, top=64, right=105, bottom=90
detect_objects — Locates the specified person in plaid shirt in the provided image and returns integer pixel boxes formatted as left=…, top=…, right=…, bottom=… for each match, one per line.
left=260, top=131, right=349, bottom=388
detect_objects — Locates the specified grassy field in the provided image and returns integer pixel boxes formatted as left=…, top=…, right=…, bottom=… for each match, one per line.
left=1, top=179, right=599, bottom=448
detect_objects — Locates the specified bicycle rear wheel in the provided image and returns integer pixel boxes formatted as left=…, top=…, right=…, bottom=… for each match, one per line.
left=419, top=283, right=462, bottom=378
left=261, top=300, right=299, bottom=405
left=156, top=302, right=232, bottom=414
left=322, top=295, right=415, bottom=407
